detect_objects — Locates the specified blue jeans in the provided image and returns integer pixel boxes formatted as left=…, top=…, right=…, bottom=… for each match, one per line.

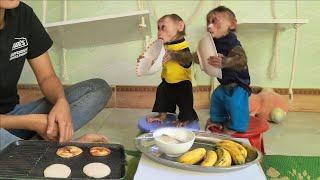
left=0, top=78, right=111, bottom=151
left=210, top=85, right=249, bottom=132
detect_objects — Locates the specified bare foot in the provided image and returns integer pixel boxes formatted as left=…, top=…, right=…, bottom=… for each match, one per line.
left=205, top=119, right=223, bottom=132
left=76, top=133, right=108, bottom=143
left=147, top=113, right=167, bottom=123
left=223, top=128, right=237, bottom=135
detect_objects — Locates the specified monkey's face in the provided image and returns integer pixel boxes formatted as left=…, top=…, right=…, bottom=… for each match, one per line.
left=0, top=0, right=20, bottom=9
left=207, top=12, right=236, bottom=38
left=157, top=17, right=184, bottom=43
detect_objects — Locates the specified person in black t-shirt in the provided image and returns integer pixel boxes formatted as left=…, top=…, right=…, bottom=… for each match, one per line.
left=0, top=0, right=112, bottom=150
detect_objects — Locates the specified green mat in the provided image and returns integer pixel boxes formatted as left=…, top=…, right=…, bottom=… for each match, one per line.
left=262, top=155, right=320, bottom=180
left=124, top=151, right=320, bottom=180
left=124, top=150, right=140, bottom=180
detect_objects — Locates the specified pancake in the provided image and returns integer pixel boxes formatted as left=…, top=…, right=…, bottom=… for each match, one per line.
left=83, top=162, right=111, bottom=178
left=44, top=164, right=71, bottom=178
left=90, top=147, right=111, bottom=157
left=56, top=146, right=83, bottom=158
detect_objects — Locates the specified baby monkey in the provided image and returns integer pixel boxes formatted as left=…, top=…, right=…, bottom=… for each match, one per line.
left=204, top=6, right=251, bottom=134
left=138, top=14, right=198, bottom=127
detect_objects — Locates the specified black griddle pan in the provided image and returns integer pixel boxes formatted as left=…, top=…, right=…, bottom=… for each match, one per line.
left=0, top=140, right=126, bottom=179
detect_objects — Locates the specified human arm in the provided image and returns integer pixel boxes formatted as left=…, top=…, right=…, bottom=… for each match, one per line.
left=0, top=114, right=59, bottom=140
left=28, top=52, right=73, bottom=143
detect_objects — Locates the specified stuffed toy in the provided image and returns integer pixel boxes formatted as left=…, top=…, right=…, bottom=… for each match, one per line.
left=249, top=88, right=289, bottom=123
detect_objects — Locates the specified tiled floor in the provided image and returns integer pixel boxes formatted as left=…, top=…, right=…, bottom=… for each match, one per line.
left=74, top=108, right=320, bottom=156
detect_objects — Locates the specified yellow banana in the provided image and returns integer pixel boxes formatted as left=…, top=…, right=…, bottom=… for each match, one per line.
left=200, top=150, right=218, bottom=167
left=217, top=140, right=247, bottom=159
left=217, top=143, right=245, bottom=165
left=241, top=143, right=258, bottom=163
left=214, top=148, right=232, bottom=167
left=178, top=148, right=206, bottom=165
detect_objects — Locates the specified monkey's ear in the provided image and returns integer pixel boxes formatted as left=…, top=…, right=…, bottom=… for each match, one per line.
left=230, top=19, right=237, bottom=31
left=177, top=21, right=185, bottom=32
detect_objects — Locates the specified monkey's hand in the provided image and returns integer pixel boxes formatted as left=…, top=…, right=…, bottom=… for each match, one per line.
left=162, top=51, right=172, bottom=64
left=208, top=53, right=224, bottom=68
left=137, top=54, right=144, bottom=63
left=192, top=52, right=199, bottom=64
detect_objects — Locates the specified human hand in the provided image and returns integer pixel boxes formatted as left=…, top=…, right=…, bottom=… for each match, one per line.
left=47, top=98, right=73, bottom=143
left=30, top=114, right=59, bottom=141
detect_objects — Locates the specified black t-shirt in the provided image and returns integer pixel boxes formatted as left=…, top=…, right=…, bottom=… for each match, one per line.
left=0, top=2, right=53, bottom=114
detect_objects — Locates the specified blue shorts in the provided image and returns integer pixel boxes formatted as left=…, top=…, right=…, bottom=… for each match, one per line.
left=210, top=85, right=249, bottom=132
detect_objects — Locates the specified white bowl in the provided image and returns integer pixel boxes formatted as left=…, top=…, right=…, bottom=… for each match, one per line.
left=153, top=127, right=195, bottom=157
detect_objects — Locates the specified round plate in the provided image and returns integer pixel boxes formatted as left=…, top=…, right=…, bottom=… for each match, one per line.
left=197, top=33, right=222, bottom=78
left=136, top=39, right=165, bottom=76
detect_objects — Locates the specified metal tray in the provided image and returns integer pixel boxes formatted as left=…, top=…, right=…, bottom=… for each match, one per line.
left=0, top=140, right=126, bottom=179
left=135, top=131, right=262, bottom=173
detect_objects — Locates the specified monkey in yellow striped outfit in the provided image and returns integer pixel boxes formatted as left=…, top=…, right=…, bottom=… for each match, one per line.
left=138, top=14, right=198, bottom=127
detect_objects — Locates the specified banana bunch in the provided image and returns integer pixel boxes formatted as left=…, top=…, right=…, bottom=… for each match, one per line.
left=216, top=140, right=247, bottom=165
left=177, top=139, right=256, bottom=167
